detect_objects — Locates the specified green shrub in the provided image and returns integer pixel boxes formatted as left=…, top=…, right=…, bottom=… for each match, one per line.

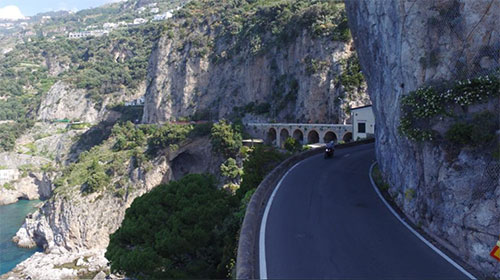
left=148, top=124, right=194, bottom=154
left=237, top=145, right=287, bottom=199
left=220, top=158, right=243, bottom=180
left=445, top=122, right=473, bottom=145
left=283, top=137, right=301, bottom=152
left=445, top=111, right=497, bottom=146
left=372, top=164, right=390, bottom=192
left=405, top=188, right=416, bottom=201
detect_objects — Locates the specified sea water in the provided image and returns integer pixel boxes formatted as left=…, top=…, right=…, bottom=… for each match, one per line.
left=0, top=200, right=42, bottom=275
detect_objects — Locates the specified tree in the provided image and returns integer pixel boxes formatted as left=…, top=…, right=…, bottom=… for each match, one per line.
left=220, top=158, right=243, bottom=182
left=106, top=174, right=237, bottom=279
left=210, top=120, right=242, bottom=158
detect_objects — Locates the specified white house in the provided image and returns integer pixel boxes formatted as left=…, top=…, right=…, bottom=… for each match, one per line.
left=150, top=8, right=160, bottom=14
left=68, top=29, right=109, bottom=39
left=133, top=18, right=147, bottom=25
left=153, top=11, right=173, bottom=21
left=351, top=105, right=375, bottom=140
left=103, top=22, right=118, bottom=30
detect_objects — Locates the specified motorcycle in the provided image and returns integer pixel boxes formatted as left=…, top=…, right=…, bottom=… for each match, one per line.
left=324, top=146, right=334, bottom=159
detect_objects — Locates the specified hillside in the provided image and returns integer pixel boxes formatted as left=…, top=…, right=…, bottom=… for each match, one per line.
left=0, top=0, right=370, bottom=278
left=144, top=0, right=368, bottom=123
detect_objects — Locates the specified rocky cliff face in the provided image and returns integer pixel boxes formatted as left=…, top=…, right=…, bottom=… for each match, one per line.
left=345, top=0, right=499, bottom=277
left=37, top=81, right=146, bottom=124
left=8, top=137, right=223, bottom=278
left=143, top=3, right=369, bottom=124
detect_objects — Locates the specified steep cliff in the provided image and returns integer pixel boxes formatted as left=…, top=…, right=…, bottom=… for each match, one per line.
left=143, top=0, right=369, bottom=124
left=345, top=0, right=499, bottom=276
left=8, top=135, right=223, bottom=278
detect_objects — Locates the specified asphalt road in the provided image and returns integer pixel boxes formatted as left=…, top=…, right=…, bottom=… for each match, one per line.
left=263, top=143, right=469, bottom=279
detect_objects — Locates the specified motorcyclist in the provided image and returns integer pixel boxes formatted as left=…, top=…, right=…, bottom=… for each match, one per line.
left=324, top=140, right=335, bottom=158
left=326, top=140, right=335, bottom=149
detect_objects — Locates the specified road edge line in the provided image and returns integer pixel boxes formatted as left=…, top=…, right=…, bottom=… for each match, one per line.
left=259, top=161, right=303, bottom=279
left=368, top=162, right=476, bottom=280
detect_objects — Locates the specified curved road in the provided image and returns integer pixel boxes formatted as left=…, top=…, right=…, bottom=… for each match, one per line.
left=262, top=143, right=470, bottom=279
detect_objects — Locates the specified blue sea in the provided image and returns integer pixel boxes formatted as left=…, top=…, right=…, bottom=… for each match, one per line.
left=0, top=200, right=42, bottom=275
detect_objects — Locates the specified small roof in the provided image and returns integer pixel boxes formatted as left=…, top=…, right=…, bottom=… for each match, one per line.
left=350, top=104, right=372, bottom=111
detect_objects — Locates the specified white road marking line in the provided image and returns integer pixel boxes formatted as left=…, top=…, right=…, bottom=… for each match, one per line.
left=368, top=162, right=476, bottom=280
left=259, top=161, right=303, bottom=279
left=343, top=154, right=350, bottom=158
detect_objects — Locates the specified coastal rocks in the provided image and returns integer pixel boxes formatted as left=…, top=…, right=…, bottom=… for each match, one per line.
left=345, top=0, right=499, bottom=277
left=12, top=138, right=221, bottom=269
left=0, top=249, right=111, bottom=280
left=0, top=151, right=54, bottom=206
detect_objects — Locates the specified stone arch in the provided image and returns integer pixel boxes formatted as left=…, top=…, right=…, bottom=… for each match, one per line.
left=307, top=130, right=320, bottom=144
left=323, top=131, right=337, bottom=143
left=266, top=128, right=277, bottom=145
left=343, top=132, right=353, bottom=143
left=280, top=128, right=290, bottom=148
left=172, top=152, right=198, bottom=180
left=293, top=129, right=304, bottom=144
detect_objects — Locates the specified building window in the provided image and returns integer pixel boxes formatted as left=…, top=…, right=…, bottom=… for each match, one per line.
left=358, top=122, right=366, bottom=133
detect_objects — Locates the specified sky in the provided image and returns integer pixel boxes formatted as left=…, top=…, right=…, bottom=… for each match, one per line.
left=0, top=0, right=124, bottom=19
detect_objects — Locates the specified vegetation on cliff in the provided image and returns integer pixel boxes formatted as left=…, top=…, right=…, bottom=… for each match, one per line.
left=106, top=121, right=288, bottom=278
left=106, top=174, right=237, bottom=278
left=52, top=121, right=212, bottom=198
left=398, top=72, right=499, bottom=148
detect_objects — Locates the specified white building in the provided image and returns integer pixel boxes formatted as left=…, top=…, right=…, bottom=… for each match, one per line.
left=153, top=11, right=173, bottom=21
left=351, top=105, right=375, bottom=140
left=103, top=22, right=118, bottom=30
left=68, top=29, right=109, bottom=39
left=150, top=8, right=159, bottom=14
left=133, top=18, right=147, bottom=25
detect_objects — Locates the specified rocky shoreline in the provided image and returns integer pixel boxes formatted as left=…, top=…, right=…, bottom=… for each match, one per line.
left=1, top=249, right=113, bottom=280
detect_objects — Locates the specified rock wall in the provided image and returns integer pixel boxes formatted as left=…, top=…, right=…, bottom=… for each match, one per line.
left=143, top=29, right=369, bottom=124
left=345, top=0, right=499, bottom=277
left=38, top=81, right=147, bottom=124
left=0, top=152, right=53, bottom=205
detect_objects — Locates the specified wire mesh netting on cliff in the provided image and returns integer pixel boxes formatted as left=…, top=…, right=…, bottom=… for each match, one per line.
left=421, top=0, right=499, bottom=80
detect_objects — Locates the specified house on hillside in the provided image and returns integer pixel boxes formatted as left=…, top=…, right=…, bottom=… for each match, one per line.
left=103, top=22, right=118, bottom=30
left=68, top=29, right=109, bottom=39
left=153, top=12, right=173, bottom=21
left=133, top=18, right=147, bottom=25
left=351, top=105, right=375, bottom=140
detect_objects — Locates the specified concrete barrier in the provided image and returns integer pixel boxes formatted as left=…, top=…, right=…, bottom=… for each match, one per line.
left=236, top=138, right=374, bottom=279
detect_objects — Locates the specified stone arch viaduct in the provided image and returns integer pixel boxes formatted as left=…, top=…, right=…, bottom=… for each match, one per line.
left=246, top=123, right=353, bottom=148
